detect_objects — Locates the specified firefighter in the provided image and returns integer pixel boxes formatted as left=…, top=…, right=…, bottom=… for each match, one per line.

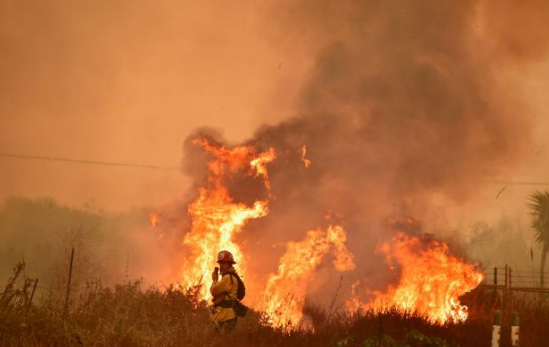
left=210, top=250, right=240, bottom=331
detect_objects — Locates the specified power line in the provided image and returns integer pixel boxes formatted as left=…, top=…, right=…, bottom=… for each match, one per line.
left=0, top=152, right=179, bottom=171
left=2, top=152, right=549, bottom=186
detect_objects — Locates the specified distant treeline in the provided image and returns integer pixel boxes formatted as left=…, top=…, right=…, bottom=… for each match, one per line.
left=0, top=197, right=164, bottom=300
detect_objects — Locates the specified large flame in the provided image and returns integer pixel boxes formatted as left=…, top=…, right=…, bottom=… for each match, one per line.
left=263, top=225, right=355, bottom=328
left=177, top=139, right=482, bottom=327
left=180, top=138, right=275, bottom=301
left=348, top=231, right=484, bottom=325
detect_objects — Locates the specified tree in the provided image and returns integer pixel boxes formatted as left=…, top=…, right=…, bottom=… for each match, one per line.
left=528, top=191, right=549, bottom=288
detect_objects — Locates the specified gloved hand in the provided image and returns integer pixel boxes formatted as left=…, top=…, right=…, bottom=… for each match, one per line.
left=212, top=267, right=219, bottom=282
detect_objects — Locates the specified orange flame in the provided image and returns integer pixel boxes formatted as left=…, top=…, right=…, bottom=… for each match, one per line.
left=251, top=147, right=276, bottom=192
left=263, top=225, right=354, bottom=328
left=180, top=138, right=275, bottom=301
left=147, top=213, right=164, bottom=239
left=148, top=213, right=159, bottom=228
left=178, top=139, right=482, bottom=327
left=347, top=232, right=483, bottom=325
left=300, top=145, right=311, bottom=168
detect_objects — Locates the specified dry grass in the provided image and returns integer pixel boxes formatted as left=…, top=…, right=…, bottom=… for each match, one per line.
left=2, top=264, right=549, bottom=347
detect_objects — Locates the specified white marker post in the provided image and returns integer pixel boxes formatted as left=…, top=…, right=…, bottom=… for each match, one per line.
left=491, top=310, right=502, bottom=347
left=511, top=311, right=520, bottom=347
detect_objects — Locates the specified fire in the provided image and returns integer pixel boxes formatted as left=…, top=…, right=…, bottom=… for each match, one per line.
left=347, top=232, right=483, bottom=325
left=148, top=213, right=159, bottom=227
left=147, top=213, right=164, bottom=239
left=251, top=147, right=276, bottom=192
left=300, top=145, right=311, bottom=168
left=180, top=138, right=275, bottom=300
left=263, top=225, right=355, bottom=328
left=177, top=139, right=481, bottom=327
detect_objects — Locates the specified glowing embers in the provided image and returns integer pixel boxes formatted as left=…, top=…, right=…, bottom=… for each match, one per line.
left=263, top=225, right=355, bottom=328
left=180, top=138, right=275, bottom=301
left=348, top=232, right=483, bottom=325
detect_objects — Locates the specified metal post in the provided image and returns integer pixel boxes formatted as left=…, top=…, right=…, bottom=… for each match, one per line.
left=511, top=312, right=520, bottom=347
left=491, top=310, right=502, bottom=347
left=64, top=248, right=74, bottom=314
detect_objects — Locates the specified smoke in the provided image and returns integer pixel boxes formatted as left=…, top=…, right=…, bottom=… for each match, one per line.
left=255, top=0, right=536, bottom=211
left=2, top=0, right=548, bottom=318
left=182, top=0, right=549, bottom=308
left=0, top=197, right=186, bottom=301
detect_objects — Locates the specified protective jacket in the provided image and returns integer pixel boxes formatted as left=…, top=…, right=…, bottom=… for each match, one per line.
left=210, top=268, right=239, bottom=323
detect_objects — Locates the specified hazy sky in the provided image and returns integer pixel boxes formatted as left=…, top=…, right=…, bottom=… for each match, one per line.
left=0, top=1, right=304, bottom=209
left=2, top=1, right=549, bottom=306
left=1, top=0, right=548, bottom=215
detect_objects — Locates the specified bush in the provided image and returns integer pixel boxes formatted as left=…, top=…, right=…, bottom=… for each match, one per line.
left=2, top=265, right=549, bottom=347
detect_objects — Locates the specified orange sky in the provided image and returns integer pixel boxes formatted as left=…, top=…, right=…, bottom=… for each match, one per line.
left=0, top=1, right=310, bottom=209
left=0, top=0, right=548, bottom=216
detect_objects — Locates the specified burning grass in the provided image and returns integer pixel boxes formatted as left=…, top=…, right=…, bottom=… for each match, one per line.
left=1, top=141, right=547, bottom=346
left=2, top=264, right=549, bottom=347
left=175, top=138, right=485, bottom=328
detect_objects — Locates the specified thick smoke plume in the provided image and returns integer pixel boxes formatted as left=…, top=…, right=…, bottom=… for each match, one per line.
left=2, top=0, right=547, bottom=319
left=182, top=0, right=549, bottom=307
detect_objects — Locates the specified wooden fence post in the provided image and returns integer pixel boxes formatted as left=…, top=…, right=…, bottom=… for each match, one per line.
left=493, top=267, right=498, bottom=298
left=26, top=279, right=38, bottom=312
left=508, top=267, right=513, bottom=300
left=503, top=265, right=508, bottom=308
left=64, top=248, right=74, bottom=314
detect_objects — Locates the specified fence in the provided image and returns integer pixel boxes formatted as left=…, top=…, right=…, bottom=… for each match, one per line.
left=480, top=265, right=549, bottom=294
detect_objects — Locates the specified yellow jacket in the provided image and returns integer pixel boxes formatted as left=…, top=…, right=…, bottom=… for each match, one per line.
left=210, top=270, right=239, bottom=323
